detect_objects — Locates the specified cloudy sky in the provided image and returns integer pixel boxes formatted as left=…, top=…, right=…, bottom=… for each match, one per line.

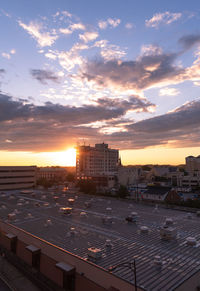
left=1, top=0, right=200, bottom=166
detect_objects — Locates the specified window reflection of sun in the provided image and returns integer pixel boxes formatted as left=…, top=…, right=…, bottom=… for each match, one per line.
left=50, top=148, right=76, bottom=166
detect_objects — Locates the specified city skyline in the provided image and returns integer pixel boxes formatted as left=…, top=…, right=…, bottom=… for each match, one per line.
left=1, top=0, right=200, bottom=166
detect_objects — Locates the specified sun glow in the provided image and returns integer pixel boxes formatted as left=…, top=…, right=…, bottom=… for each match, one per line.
left=52, top=148, right=76, bottom=166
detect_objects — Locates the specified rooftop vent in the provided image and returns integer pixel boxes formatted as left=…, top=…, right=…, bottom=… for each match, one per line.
left=102, top=216, right=112, bottom=224
left=80, top=211, right=87, bottom=218
left=105, top=239, right=113, bottom=250
left=26, top=213, right=33, bottom=219
left=88, top=247, right=102, bottom=260
left=187, top=213, right=192, bottom=219
left=153, top=204, right=159, bottom=213
left=44, top=219, right=52, bottom=227
left=186, top=237, right=197, bottom=246
left=17, top=203, right=23, bottom=207
left=154, top=255, right=163, bottom=267
left=165, top=218, right=173, bottom=226
left=60, top=207, right=72, bottom=215
left=8, top=213, right=16, bottom=221
left=85, top=201, right=92, bottom=208
left=70, top=227, right=76, bottom=236
left=140, top=226, right=149, bottom=234
left=8, top=195, right=15, bottom=200
left=68, top=198, right=75, bottom=205
left=160, top=226, right=177, bottom=240
left=126, top=212, right=138, bottom=223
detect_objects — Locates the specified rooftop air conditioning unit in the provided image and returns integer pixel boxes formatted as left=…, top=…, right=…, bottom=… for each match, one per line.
left=140, top=226, right=149, bottom=234
left=26, top=213, right=33, bottom=219
left=88, top=247, right=102, bottom=260
left=186, top=237, right=197, bottom=246
left=68, top=198, right=75, bottom=205
left=126, top=212, right=138, bottom=223
left=8, top=213, right=16, bottom=221
left=80, top=211, right=87, bottom=218
left=60, top=207, right=72, bottom=215
left=105, top=239, right=113, bottom=249
left=165, top=218, right=173, bottom=226
left=160, top=226, right=177, bottom=240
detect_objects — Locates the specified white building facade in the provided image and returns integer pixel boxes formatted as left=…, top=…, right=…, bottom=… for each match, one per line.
left=0, top=166, right=36, bottom=190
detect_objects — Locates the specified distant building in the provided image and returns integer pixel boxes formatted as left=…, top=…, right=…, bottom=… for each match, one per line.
left=179, top=175, right=200, bottom=188
left=0, top=166, right=36, bottom=190
left=37, top=167, right=67, bottom=181
left=76, top=143, right=119, bottom=188
left=118, top=166, right=140, bottom=186
left=186, top=155, right=200, bottom=172
left=141, top=186, right=171, bottom=201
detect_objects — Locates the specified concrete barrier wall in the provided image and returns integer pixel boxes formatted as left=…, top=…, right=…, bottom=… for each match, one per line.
left=16, top=240, right=32, bottom=266
left=40, top=253, right=63, bottom=286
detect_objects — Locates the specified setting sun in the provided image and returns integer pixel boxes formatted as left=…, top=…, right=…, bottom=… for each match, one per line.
left=52, top=148, right=76, bottom=166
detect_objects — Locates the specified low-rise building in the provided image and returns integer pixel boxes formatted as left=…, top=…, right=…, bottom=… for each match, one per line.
left=117, top=166, right=140, bottom=186
left=141, top=186, right=171, bottom=201
left=37, top=167, right=67, bottom=181
left=0, top=166, right=36, bottom=190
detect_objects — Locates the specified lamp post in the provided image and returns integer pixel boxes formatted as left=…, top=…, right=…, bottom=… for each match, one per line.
left=108, top=260, right=137, bottom=291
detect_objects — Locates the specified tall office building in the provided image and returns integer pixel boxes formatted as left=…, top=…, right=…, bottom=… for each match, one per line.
left=76, top=143, right=119, bottom=187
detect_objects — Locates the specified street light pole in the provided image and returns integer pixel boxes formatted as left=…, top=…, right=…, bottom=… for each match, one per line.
left=108, top=259, right=137, bottom=291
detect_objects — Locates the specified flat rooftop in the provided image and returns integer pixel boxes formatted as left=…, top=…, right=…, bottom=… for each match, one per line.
left=0, top=188, right=200, bottom=291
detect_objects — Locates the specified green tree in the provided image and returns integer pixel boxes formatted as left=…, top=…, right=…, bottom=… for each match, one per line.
left=117, top=185, right=129, bottom=198
left=77, top=180, right=96, bottom=194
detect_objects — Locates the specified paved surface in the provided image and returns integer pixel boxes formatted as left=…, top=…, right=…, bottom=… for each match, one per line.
left=1, top=188, right=200, bottom=290
left=0, top=256, right=40, bottom=291
left=0, top=277, right=11, bottom=291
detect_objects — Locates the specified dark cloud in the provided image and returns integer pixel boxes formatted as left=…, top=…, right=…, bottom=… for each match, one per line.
left=1, top=93, right=200, bottom=151
left=0, top=93, right=154, bottom=151
left=0, top=69, right=5, bottom=75
left=78, top=33, right=200, bottom=93
left=79, top=52, right=183, bottom=91
left=30, top=69, right=60, bottom=84
left=108, top=99, right=200, bottom=149
left=179, top=34, right=200, bottom=50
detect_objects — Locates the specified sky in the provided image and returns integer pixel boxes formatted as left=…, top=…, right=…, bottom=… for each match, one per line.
left=1, top=0, right=200, bottom=166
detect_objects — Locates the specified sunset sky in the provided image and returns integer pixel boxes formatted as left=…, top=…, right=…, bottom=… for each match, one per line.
left=1, top=0, right=200, bottom=166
